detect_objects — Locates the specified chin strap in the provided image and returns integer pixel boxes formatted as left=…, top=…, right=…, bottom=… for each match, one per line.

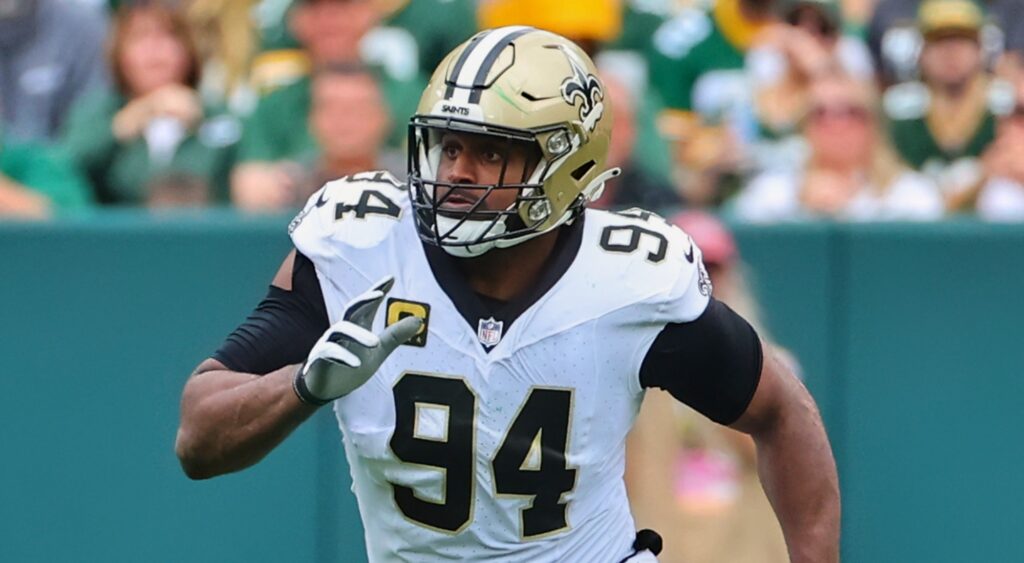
left=434, top=214, right=508, bottom=258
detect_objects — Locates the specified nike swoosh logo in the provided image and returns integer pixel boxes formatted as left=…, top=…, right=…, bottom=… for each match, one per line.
left=314, top=189, right=329, bottom=208
left=684, top=240, right=694, bottom=264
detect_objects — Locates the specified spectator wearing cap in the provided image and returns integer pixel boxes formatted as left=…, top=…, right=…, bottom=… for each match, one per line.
left=60, top=1, right=241, bottom=206
left=232, top=0, right=425, bottom=211
left=647, top=0, right=781, bottom=208
left=883, top=0, right=1011, bottom=211
left=731, top=73, right=944, bottom=221
left=0, top=0, right=109, bottom=144
left=868, top=0, right=1024, bottom=87
left=627, top=211, right=790, bottom=563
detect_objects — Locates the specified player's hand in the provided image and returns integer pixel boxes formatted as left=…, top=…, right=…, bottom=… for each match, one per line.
left=293, top=277, right=423, bottom=406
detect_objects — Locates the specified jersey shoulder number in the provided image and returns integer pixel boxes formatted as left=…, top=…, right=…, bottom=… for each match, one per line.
left=289, top=171, right=409, bottom=255
left=582, top=207, right=711, bottom=323
left=590, top=207, right=698, bottom=271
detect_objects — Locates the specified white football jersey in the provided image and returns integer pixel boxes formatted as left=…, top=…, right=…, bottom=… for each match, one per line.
left=290, top=172, right=711, bottom=562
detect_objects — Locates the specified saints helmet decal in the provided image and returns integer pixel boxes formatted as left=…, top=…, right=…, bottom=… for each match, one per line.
left=557, top=45, right=605, bottom=133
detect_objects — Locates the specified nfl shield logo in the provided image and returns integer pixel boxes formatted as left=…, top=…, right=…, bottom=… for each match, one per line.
left=477, top=317, right=504, bottom=347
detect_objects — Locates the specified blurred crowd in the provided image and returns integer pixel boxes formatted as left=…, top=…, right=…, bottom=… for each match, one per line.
left=2, top=0, right=1024, bottom=221
left=2, top=1, right=1008, bottom=560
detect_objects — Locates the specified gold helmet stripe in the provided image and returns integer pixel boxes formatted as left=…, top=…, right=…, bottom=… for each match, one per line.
left=446, top=26, right=534, bottom=104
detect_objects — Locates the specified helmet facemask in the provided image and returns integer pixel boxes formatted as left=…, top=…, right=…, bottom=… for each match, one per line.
left=409, top=116, right=583, bottom=257
left=408, top=27, right=617, bottom=256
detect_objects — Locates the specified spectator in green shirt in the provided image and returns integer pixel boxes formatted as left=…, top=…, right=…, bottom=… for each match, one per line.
left=976, top=72, right=1024, bottom=219
left=61, top=2, right=241, bottom=206
left=647, top=0, right=780, bottom=207
left=232, top=64, right=399, bottom=210
left=650, top=0, right=778, bottom=116
left=232, top=0, right=424, bottom=210
left=250, top=0, right=476, bottom=93
left=883, top=0, right=1010, bottom=211
left=0, top=130, right=92, bottom=218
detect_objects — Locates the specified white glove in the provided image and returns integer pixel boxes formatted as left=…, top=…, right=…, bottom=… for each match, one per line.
left=293, top=277, right=423, bottom=405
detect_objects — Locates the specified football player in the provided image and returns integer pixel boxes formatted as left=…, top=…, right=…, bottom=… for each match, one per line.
left=175, top=27, right=839, bottom=562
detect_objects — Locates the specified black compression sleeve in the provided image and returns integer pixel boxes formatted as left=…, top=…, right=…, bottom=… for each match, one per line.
left=211, top=251, right=330, bottom=375
left=639, top=299, right=764, bottom=425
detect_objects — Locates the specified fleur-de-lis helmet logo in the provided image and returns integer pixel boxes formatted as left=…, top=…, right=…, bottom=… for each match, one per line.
left=556, top=45, right=605, bottom=133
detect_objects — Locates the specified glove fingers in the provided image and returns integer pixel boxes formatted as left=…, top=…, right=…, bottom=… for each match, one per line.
left=378, top=316, right=424, bottom=355
left=343, top=276, right=396, bottom=329
left=369, top=276, right=395, bottom=294
left=327, top=321, right=380, bottom=349
left=316, top=341, right=363, bottom=369
left=342, top=290, right=384, bottom=328
left=302, top=340, right=363, bottom=380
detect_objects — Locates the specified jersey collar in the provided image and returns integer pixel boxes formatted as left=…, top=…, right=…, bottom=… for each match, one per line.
left=421, top=214, right=586, bottom=353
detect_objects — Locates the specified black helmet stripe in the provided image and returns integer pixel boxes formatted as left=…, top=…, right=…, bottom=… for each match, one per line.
left=444, top=31, right=487, bottom=101
left=444, top=26, right=533, bottom=103
left=467, top=27, right=533, bottom=103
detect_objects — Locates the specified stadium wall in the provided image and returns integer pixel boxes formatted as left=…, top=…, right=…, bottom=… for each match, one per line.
left=1, top=213, right=1020, bottom=562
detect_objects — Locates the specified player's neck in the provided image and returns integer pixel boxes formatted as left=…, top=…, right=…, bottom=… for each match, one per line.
left=456, top=229, right=562, bottom=302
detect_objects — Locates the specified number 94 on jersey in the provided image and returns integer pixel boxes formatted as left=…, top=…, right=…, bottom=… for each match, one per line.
left=389, top=372, right=577, bottom=539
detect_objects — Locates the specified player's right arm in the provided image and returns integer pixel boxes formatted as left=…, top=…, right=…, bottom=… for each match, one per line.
left=175, top=250, right=422, bottom=479
left=176, top=358, right=317, bottom=480
left=175, top=251, right=320, bottom=479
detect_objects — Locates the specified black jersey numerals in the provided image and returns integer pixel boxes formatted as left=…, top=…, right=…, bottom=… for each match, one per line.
left=600, top=209, right=670, bottom=263
left=599, top=225, right=669, bottom=263
left=389, top=373, right=576, bottom=538
left=334, top=189, right=402, bottom=221
left=492, top=388, right=576, bottom=538
left=389, top=373, right=476, bottom=533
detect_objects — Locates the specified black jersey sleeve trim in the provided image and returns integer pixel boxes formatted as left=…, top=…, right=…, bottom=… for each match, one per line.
left=639, top=298, right=764, bottom=425
left=211, top=251, right=330, bottom=375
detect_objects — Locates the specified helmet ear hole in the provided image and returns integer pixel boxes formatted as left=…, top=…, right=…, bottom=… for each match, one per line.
left=570, top=160, right=596, bottom=181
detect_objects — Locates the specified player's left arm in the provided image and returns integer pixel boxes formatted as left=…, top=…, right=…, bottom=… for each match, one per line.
left=640, top=298, right=839, bottom=563
left=730, top=342, right=840, bottom=563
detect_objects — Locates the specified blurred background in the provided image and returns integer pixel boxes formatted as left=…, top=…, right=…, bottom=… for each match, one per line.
left=0, top=0, right=1021, bottom=561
